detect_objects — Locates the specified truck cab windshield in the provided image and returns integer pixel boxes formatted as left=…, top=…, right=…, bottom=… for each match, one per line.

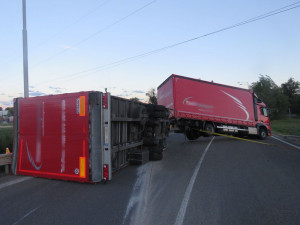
left=261, top=107, right=268, bottom=117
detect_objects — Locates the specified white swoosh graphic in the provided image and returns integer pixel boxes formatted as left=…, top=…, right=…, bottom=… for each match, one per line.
left=221, top=91, right=249, bottom=121
left=26, top=141, right=42, bottom=170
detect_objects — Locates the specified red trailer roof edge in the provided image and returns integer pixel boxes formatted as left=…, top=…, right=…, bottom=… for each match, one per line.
left=158, top=74, right=251, bottom=92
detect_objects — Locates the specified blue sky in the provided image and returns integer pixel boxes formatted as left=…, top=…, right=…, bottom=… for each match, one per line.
left=0, top=0, right=300, bottom=108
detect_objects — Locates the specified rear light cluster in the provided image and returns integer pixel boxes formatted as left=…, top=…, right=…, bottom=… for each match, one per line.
left=102, top=94, right=108, bottom=109
left=103, top=164, right=109, bottom=181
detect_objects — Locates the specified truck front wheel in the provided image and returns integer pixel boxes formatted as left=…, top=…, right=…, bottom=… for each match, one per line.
left=204, top=123, right=215, bottom=137
left=258, top=127, right=267, bottom=140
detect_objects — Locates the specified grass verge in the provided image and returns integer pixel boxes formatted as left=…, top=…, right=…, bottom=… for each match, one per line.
left=271, top=117, right=300, bottom=136
left=0, top=126, right=13, bottom=154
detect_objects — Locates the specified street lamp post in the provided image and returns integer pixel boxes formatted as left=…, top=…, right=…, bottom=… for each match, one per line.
left=22, top=0, right=29, bottom=98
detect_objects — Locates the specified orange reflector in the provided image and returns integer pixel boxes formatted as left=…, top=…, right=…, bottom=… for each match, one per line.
left=79, top=96, right=85, bottom=116
left=79, top=157, right=86, bottom=178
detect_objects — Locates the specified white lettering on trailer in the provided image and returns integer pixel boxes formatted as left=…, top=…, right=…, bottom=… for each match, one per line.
left=61, top=100, right=66, bottom=173
left=183, top=97, right=214, bottom=113
left=35, top=104, right=42, bottom=164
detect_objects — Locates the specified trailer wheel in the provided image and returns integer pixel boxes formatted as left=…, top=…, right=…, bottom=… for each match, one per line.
left=185, top=129, right=200, bottom=140
left=258, top=127, right=267, bottom=140
left=204, top=123, right=215, bottom=137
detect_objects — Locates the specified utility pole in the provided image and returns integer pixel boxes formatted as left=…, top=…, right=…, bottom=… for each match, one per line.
left=22, top=0, right=29, bottom=98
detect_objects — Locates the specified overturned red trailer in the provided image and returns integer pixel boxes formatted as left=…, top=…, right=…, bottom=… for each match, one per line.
left=11, top=91, right=169, bottom=183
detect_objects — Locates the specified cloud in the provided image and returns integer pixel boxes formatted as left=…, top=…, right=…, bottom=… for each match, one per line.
left=49, top=86, right=66, bottom=94
left=29, top=90, right=46, bottom=97
left=49, top=86, right=59, bottom=90
left=132, top=90, right=145, bottom=94
left=116, top=94, right=130, bottom=97
left=0, top=101, right=13, bottom=106
left=61, top=45, right=77, bottom=50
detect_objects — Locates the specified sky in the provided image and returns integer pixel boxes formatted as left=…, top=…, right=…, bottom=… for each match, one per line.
left=0, top=0, right=300, bottom=108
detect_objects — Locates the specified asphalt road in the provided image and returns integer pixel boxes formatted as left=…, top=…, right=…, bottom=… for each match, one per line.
left=1, top=133, right=300, bottom=225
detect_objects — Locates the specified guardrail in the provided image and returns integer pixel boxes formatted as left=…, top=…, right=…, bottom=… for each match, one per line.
left=0, top=153, right=12, bottom=174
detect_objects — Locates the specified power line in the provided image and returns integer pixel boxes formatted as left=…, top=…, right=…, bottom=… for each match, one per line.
left=32, top=0, right=111, bottom=50
left=36, top=1, right=300, bottom=85
left=31, top=0, right=157, bottom=69
left=0, top=0, right=111, bottom=67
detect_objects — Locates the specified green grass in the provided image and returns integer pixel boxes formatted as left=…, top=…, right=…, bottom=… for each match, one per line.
left=0, top=123, right=13, bottom=127
left=0, top=126, right=13, bottom=154
left=271, top=117, right=300, bottom=136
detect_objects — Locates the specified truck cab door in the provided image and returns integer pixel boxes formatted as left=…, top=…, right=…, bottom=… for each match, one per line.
left=257, top=105, right=269, bottom=124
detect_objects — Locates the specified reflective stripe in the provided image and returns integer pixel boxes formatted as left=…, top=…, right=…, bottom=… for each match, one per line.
left=79, top=157, right=86, bottom=178
left=79, top=96, right=85, bottom=116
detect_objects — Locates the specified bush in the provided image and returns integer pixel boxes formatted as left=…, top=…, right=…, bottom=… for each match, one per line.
left=0, top=127, right=13, bottom=154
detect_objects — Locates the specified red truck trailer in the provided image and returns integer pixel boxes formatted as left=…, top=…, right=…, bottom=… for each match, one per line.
left=11, top=91, right=169, bottom=183
left=158, top=74, right=271, bottom=140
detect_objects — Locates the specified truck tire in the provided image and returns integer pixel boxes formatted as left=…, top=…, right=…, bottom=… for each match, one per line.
left=185, top=129, right=200, bottom=140
left=258, top=127, right=267, bottom=140
left=204, top=123, right=214, bottom=137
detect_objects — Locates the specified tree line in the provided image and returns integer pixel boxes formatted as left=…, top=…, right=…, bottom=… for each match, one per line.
left=251, top=75, right=300, bottom=119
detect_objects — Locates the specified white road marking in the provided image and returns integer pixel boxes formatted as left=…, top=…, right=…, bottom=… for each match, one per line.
left=174, top=137, right=215, bottom=225
left=12, top=206, right=41, bottom=225
left=272, top=136, right=300, bottom=150
left=0, top=177, right=32, bottom=190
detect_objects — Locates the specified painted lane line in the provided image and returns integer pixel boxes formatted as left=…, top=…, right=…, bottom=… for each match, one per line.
left=174, top=137, right=215, bottom=225
left=12, top=206, right=41, bottom=225
left=0, top=177, right=32, bottom=190
left=271, top=136, right=300, bottom=150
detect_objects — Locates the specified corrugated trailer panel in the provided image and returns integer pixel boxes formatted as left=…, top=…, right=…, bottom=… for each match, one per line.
left=159, top=75, right=256, bottom=125
left=15, top=92, right=90, bottom=182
